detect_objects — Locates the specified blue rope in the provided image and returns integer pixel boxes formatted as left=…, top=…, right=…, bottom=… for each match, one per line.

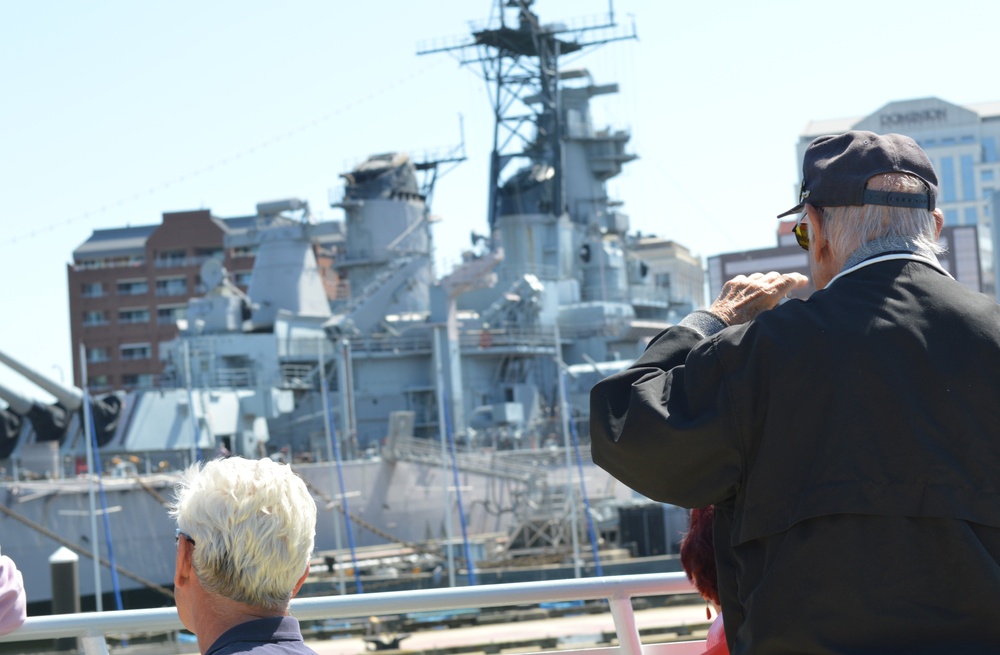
left=83, top=394, right=125, bottom=612
left=320, top=367, right=363, bottom=594
left=562, top=377, right=603, bottom=577
left=442, top=396, right=476, bottom=586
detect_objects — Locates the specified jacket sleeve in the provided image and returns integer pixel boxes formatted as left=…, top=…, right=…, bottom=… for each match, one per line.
left=589, top=325, right=743, bottom=508
left=0, top=553, right=26, bottom=636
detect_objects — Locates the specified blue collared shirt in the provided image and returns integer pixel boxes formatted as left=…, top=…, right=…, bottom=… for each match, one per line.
left=205, top=616, right=317, bottom=655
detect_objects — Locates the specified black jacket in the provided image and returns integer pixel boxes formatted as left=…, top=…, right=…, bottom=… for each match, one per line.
left=591, top=257, right=1000, bottom=654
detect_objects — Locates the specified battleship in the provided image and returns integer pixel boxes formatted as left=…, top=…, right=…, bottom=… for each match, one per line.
left=0, top=0, right=697, bottom=610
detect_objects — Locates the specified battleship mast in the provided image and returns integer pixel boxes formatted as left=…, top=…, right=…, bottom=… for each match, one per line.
left=419, top=0, right=637, bottom=232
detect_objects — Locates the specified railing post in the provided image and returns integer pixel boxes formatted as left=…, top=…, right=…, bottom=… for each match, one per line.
left=81, top=634, right=111, bottom=655
left=608, top=594, right=643, bottom=655
left=49, top=547, right=80, bottom=652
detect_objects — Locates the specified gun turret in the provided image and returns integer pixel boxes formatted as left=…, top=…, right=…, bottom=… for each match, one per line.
left=0, top=350, right=83, bottom=411
left=0, top=350, right=121, bottom=447
left=0, top=380, right=71, bottom=443
left=0, top=397, right=24, bottom=459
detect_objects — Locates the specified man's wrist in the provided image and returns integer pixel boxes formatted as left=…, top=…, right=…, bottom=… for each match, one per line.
left=678, top=310, right=728, bottom=338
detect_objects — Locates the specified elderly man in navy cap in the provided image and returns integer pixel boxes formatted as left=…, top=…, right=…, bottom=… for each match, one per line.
left=591, top=131, right=1000, bottom=654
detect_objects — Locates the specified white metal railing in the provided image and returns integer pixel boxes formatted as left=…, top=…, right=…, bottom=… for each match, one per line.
left=0, top=573, right=702, bottom=655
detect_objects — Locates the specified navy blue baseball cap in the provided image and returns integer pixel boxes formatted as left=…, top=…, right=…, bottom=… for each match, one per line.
left=777, top=130, right=938, bottom=218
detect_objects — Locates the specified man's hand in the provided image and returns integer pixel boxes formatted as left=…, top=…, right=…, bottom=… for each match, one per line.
left=709, top=271, right=809, bottom=326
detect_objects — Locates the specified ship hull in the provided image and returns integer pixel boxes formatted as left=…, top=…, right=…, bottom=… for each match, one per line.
left=1, top=453, right=636, bottom=608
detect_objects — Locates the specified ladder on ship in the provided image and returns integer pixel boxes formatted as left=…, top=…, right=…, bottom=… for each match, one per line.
left=382, top=433, right=542, bottom=485
left=382, top=429, right=595, bottom=556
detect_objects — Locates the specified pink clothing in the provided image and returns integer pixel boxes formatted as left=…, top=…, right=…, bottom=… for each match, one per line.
left=703, top=614, right=728, bottom=655
left=0, top=553, right=26, bottom=635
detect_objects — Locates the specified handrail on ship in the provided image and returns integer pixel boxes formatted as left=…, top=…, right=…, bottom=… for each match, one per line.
left=0, top=573, right=702, bottom=655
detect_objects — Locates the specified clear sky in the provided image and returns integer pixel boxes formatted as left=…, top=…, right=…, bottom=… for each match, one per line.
left=0, top=0, right=992, bottom=400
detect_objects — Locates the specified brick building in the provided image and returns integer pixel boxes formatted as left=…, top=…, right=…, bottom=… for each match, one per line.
left=67, top=207, right=341, bottom=391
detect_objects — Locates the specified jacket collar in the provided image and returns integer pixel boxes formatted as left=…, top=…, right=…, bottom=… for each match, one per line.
left=827, top=236, right=953, bottom=289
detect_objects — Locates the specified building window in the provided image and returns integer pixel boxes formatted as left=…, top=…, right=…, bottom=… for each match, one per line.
left=964, top=207, right=979, bottom=226
left=118, top=308, right=150, bottom=324
left=944, top=209, right=959, bottom=226
left=82, top=310, right=109, bottom=327
left=940, top=156, right=956, bottom=203
left=117, top=279, right=148, bottom=296
left=155, top=277, right=187, bottom=296
left=234, top=271, right=252, bottom=286
left=75, top=256, right=144, bottom=271
left=983, top=169, right=996, bottom=182
left=156, top=250, right=187, bottom=267
left=87, top=375, right=111, bottom=390
left=984, top=138, right=998, bottom=163
left=81, top=282, right=105, bottom=298
left=961, top=155, right=976, bottom=202
left=120, top=343, right=151, bottom=361
left=157, top=305, right=186, bottom=325
left=232, top=245, right=257, bottom=258
left=122, top=373, right=155, bottom=389
left=195, top=248, right=223, bottom=261
left=86, top=347, right=111, bottom=363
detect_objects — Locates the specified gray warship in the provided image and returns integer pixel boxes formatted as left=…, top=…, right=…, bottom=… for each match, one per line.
left=0, top=0, right=698, bottom=610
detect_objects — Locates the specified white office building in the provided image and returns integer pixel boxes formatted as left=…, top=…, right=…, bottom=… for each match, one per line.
left=798, top=97, right=1000, bottom=298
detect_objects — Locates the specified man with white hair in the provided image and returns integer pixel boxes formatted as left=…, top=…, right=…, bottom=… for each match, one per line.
left=591, top=131, right=1000, bottom=653
left=170, top=456, right=318, bottom=655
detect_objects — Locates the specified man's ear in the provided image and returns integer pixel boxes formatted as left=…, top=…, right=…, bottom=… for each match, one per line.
left=805, top=204, right=829, bottom=263
left=174, top=538, right=195, bottom=588
left=290, top=566, right=309, bottom=599
left=932, top=208, right=944, bottom=239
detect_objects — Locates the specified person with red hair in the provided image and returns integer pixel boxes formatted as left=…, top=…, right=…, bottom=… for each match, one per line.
left=680, top=507, right=727, bottom=655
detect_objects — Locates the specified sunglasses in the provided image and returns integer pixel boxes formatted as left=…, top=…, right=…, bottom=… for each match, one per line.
left=792, top=213, right=810, bottom=250
left=175, top=528, right=196, bottom=547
